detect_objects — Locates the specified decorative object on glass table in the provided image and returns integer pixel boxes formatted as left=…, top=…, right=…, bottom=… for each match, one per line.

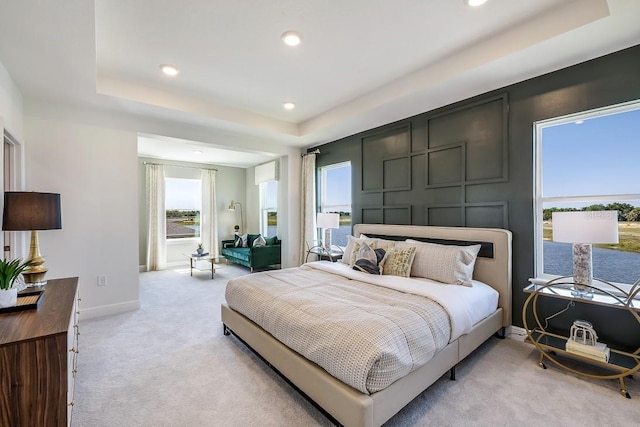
left=566, top=319, right=610, bottom=362
left=551, top=210, right=619, bottom=298
left=197, top=243, right=204, bottom=255
left=316, top=212, right=340, bottom=251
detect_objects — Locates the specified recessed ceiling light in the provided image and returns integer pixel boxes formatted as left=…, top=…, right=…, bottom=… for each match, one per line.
left=281, top=31, right=302, bottom=47
left=466, top=0, right=488, bottom=6
left=575, top=120, right=584, bottom=125
left=160, top=64, right=179, bottom=76
left=193, top=150, right=203, bottom=155
left=283, top=102, right=296, bottom=110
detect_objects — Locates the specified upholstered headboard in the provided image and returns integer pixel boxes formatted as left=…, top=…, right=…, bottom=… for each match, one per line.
left=353, top=224, right=512, bottom=327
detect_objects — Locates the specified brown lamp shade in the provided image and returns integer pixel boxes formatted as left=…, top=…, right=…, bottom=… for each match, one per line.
left=2, top=192, right=62, bottom=231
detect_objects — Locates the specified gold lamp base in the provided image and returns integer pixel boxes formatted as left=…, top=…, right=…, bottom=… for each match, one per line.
left=23, top=230, right=49, bottom=286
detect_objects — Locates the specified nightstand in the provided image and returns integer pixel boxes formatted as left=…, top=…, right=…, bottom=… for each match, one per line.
left=523, top=277, right=640, bottom=398
left=305, top=244, right=344, bottom=263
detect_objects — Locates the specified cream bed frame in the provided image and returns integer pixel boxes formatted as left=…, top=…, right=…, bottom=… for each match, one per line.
left=221, top=224, right=512, bottom=427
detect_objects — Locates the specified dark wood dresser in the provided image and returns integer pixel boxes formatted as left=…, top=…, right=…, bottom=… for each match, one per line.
left=0, top=277, right=79, bottom=427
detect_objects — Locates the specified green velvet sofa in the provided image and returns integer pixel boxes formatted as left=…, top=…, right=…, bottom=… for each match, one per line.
left=221, top=234, right=281, bottom=272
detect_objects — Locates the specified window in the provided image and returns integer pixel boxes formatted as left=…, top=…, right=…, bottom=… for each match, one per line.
left=319, top=162, right=352, bottom=247
left=165, top=178, right=201, bottom=239
left=534, top=102, right=640, bottom=285
left=260, top=180, right=277, bottom=237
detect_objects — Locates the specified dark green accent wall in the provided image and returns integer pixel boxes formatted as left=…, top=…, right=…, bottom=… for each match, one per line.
left=315, top=44, right=640, bottom=340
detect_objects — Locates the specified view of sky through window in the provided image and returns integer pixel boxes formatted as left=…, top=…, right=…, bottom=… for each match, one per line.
left=324, top=165, right=352, bottom=210
left=165, top=178, right=201, bottom=209
left=542, top=108, right=640, bottom=204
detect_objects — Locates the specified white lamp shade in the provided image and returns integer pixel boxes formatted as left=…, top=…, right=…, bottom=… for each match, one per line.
left=552, top=211, right=619, bottom=244
left=317, top=212, right=340, bottom=229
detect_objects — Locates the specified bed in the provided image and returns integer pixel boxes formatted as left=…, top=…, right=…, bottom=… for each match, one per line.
left=221, top=224, right=512, bottom=427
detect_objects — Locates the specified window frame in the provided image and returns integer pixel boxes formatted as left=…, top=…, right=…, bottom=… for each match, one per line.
left=533, top=100, right=640, bottom=286
left=318, top=161, right=352, bottom=247
left=259, top=179, right=277, bottom=237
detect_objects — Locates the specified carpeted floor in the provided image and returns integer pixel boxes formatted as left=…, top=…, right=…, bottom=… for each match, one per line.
left=71, top=264, right=640, bottom=426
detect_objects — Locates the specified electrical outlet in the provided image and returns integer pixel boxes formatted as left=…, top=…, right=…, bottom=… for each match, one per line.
left=97, top=275, right=107, bottom=286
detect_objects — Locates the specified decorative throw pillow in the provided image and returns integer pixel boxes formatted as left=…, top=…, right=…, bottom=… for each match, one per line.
left=404, top=240, right=481, bottom=286
left=341, top=235, right=367, bottom=265
left=341, top=235, right=397, bottom=266
left=264, top=236, right=277, bottom=246
left=241, top=234, right=249, bottom=248
left=381, top=246, right=417, bottom=278
left=233, top=234, right=243, bottom=248
left=352, top=243, right=386, bottom=275
left=252, top=234, right=266, bottom=247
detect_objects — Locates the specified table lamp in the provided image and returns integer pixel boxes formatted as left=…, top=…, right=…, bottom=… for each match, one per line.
left=316, top=212, right=340, bottom=251
left=2, top=192, right=62, bottom=286
left=552, top=210, right=618, bottom=297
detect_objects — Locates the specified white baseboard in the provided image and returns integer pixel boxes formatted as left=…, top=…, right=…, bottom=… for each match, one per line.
left=80, top=299, right=140, bottom=320
left=506, top=325, right=528, bottom=342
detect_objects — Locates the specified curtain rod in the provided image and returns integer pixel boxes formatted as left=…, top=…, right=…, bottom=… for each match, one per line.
left=143, top=161, right=218, bottom=171
left=301, top=149, right=320, bottom=157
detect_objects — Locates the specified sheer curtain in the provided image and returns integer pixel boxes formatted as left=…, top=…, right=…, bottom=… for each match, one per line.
left=299, top=153, right=317, bottom=265
left=200, top=169, right=219, bottom=259
left=146, top=164, right=167, bottom=271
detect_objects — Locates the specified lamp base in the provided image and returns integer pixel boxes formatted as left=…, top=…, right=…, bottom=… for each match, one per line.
left=22, top=268, right=48, bottom=287
left=323, top=228, right=332, bottom=251
left=570, top=286, right=594, bottom=299
left=572, top=243, right=593, bottom=299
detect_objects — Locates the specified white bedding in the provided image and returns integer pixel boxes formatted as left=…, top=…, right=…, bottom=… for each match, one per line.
left=307, top=261, right=499, bottom=341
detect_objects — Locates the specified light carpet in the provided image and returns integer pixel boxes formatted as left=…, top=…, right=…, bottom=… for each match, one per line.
left=71, top=264, right=640, bottom=426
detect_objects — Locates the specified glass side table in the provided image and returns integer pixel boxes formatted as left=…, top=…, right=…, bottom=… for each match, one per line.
left=523, top=276, right=640, bottom=398
left=305, top=244, right=344, bottom=263
left=185, top=253, right=215, bottom=279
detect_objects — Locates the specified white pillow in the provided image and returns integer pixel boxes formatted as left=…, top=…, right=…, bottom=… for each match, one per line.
left=252, top=234, right=266, bottom=247
left=402, top=239, right=481, bottom=286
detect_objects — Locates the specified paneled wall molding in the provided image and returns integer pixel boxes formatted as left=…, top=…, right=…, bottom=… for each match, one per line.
left=316, top=45, right=640, bottom=335
left=361, top=122, right=412, bottom=193
left=354, top=92, right=509, bottom=229
left=425, top=141, right=466, bottom=188
left=360, top=205, right=411, bottom=225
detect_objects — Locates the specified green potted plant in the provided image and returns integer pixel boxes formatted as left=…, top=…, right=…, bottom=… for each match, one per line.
left=196, top=243, right=204, bottom=255
left=0, top=258, right=33, bottom=308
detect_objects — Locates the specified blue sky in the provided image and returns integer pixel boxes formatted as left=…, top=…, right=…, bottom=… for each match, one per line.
left=165, top=178, right=201, bottom=209
left=542, top=107, right=640, bottom=206
left=324, top=164, right=352, bottom=208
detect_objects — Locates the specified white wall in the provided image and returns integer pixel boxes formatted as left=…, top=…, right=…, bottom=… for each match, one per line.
left=280, top=153, right=301, bottom=268
left=24, top=116, right=140, bottom=319
left=244, top=156, right=300, bottom=268
left=245, top=166, right=259, bottom=234
left=0, top=59, right=24, bottom=141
